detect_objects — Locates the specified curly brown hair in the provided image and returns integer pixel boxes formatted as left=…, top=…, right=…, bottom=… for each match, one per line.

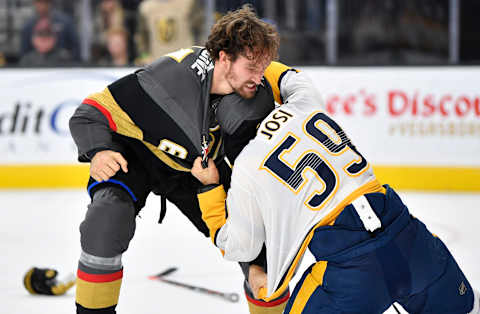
left=205, top=4, right=279, bottom=63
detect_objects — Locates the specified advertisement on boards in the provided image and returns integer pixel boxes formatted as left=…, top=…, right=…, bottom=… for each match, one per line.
left=0, top=66, right=478, bottom=189
left=305, top=67, right=480, bottom=167
left=0, top=68, right=130, bottom=164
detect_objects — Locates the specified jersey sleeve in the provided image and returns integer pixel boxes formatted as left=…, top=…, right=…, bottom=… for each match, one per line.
left=69, top=103, right=123, bottom=162
left=279, top=70, right=324, bottom=109
left=197, top=168, right=265, bottom=262
left=264, top=61, right=323, bottom=109
left=217, top=173, right=265, bottom=262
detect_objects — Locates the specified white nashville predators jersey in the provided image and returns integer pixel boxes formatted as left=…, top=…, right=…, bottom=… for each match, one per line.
left=215, top=87, right=381, bottom=301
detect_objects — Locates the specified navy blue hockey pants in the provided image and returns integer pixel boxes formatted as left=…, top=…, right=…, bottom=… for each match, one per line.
left=284, top=186, right=475, bottom=314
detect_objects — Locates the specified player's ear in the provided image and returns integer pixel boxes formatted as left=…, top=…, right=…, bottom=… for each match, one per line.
left=218, top=50, right=229, bottom=66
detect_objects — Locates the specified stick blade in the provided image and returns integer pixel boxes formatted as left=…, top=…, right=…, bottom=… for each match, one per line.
left=149, top=267, right=178, bottom=280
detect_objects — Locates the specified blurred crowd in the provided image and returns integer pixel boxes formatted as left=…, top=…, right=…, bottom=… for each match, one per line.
left=0, top=0, right=478, bottom=67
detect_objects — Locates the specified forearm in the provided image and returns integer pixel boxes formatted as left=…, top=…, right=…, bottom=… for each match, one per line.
left=69, top=103, right=122, bottom=162
left=193, top=158, right=264, bottom=261
left=197, top=184, right=228, bottom=248
left=197, top=186, right=265, bottom=263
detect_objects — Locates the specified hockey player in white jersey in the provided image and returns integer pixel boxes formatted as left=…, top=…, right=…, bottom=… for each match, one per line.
left=192, top=69, right=480, bottom=313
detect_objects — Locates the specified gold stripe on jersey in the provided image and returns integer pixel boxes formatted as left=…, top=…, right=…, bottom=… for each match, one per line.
left=262, top=179, right=384, bottom=302
left=88, top=88, right=143, bottom=140
left=197, top=185, right=228, bottom=245
left=143, top=141, right=190, bottom=172
left=264, top=61, right=296, bottom=104
left=212, top=136, right=223, bottom=160
left=288, top=261, right=328, bottom=314
left=87, top=88, right=191, bottom=172
left=165, top=48, right=194, bottom=63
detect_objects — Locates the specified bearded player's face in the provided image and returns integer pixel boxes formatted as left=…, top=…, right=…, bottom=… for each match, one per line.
left=225, top=53, right=271, bottom=99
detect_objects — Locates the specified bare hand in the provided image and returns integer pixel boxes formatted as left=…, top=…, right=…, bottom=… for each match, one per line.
left=191, top=157, right=219, bottom=185
left=248, top=264, right=267, bottom=299
left=90, top=150, right=128, bottom=182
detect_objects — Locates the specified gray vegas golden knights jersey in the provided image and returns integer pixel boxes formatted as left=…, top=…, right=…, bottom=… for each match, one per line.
left=70, top=46, right=291, bottom=171
left=71, top=47, right=220, bottom=170
left=215, top=82, right=383, bottom=300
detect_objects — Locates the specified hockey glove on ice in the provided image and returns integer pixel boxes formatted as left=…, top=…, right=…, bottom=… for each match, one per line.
left=23, top=267, right=75, bottom=295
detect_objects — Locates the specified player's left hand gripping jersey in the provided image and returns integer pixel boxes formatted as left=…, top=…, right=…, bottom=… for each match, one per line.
left=197, top=71, right=382, bottom=301
left=70, top=47, right=300, bottom=170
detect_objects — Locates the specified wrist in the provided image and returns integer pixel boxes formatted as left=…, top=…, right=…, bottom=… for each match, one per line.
left=198, top=183, right=221, bottom=194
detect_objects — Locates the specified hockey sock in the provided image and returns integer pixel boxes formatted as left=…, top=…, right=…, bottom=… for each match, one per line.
left=245, top=289, right=290, bottom=314
left=75, top=265, right=122, bottom=313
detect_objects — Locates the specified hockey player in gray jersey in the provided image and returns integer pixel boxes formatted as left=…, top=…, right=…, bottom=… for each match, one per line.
left=59, top=5, right=308, bottom=314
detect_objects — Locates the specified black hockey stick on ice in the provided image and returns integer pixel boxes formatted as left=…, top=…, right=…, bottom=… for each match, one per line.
left=149, top=267, right=240, bottom=303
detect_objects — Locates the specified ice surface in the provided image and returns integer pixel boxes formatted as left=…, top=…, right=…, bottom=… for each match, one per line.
left=2, top=189, right=478, bottom=314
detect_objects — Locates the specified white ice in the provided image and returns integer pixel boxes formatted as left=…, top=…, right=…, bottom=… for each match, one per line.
left=1, top=189, right=479, bottom=314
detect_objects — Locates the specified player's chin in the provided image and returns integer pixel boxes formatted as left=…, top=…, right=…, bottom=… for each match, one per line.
left=237, top=87, right=256, bottom=99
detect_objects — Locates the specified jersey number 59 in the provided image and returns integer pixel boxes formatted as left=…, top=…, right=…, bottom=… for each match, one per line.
left=261, top=112, right=368, bottom=211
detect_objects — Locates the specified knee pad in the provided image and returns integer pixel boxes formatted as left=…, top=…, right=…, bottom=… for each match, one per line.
left=80, top=186, right=136, bottom=257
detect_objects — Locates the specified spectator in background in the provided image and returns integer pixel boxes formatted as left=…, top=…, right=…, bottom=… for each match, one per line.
left=134, top=0, right=195, bottom=65
left=19, top=17, right=74, bottom=67
left=188, top=0, right=207, bottom=45
left=91, top=0, right=126, bottom=63
left=187, top=0, right=228, bottom=46
left=305, top=0, right=323, bottom=32
left=120, top=0, right=143, bottom=11
left=98, top=27, right=130, bottom=66
left=20, top=0, right=80, bottom=61
left=216, top=0, right=263, bottom=15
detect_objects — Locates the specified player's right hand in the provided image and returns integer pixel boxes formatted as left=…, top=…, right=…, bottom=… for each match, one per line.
left=191, top=157, right=220, bottom=185
left=90, top=150, right=128, bottom=182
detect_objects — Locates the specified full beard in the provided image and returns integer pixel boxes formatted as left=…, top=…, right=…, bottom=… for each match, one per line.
left=233, top=84, right=257, bottom=99
left=226, top=70, right=257, bottom=99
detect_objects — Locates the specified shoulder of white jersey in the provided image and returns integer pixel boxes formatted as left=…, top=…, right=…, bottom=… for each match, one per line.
left=280, top=70, right=324, bottom=111
left=263, top=61, right=298, bottom=105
